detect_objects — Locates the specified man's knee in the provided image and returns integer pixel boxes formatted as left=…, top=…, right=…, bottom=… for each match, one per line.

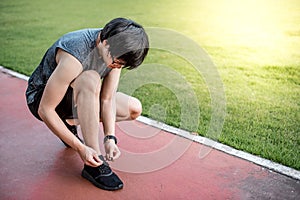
left=73, top=70, right=101, bottom=94
left=129, top=97, right=142, bottom=120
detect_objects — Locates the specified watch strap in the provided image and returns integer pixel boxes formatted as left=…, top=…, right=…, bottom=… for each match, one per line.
left=104, top=135, right=118, bottom=144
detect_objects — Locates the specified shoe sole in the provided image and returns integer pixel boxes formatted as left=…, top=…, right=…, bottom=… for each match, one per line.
left=81, top=170, right=123, bottom=191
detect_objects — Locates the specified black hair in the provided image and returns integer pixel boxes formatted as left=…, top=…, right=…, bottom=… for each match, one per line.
left=100, top=18, right=149, bottom=69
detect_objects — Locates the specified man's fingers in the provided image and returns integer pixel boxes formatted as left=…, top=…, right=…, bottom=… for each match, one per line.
left=87, top=157, right=101, bottom=167
left=85, top=148, right=101, bottom=167
left=112, top=145, right=121, bottom=160
left=93, top=153, right=101, bottom=163
left=104, top=143, right=121, bottom=161
left=106, top=153, right=113, bottom=161
left=109, top=150, right=114, bottom=161
left=113, top=149, right=121, bottom=160
left=91, top=151, right=101, bottom=165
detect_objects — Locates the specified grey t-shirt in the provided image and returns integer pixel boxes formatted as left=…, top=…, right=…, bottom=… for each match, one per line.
left=26, top=28, right=111, bottom=105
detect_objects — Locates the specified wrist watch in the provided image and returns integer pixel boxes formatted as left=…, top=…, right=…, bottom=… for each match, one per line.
left=104, top=135, right=118, bottom=144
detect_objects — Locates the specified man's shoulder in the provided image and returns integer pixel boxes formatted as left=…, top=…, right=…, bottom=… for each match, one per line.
left=63, top=28, right=102, bottom=38
left=57, top=28, right=101, bottom=49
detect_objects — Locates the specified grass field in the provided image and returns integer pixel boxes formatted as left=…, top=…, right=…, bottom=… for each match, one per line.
left=0, top=0, right=299, bottom=170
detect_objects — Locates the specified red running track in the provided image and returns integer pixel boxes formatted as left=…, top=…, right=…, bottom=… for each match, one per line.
left=0, top=71, right=299, bottom=200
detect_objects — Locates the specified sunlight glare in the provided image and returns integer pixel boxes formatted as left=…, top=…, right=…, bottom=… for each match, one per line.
left=186, top=0, right=300, bottom=66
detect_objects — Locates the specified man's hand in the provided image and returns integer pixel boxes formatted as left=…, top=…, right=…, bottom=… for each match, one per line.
left=104, top=140, right=121, bottom=161
left=78, top=145, right=102, bottom=167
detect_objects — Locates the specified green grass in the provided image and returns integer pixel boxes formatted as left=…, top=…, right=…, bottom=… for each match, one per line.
left=1, top=0, right=299, bottom=170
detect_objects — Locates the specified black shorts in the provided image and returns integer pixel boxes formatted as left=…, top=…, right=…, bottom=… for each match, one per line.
left=27, top=86, right=77, bottom=121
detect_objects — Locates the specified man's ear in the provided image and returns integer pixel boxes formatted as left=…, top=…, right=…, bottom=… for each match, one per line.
left=102, top=40, right=110, bottom=49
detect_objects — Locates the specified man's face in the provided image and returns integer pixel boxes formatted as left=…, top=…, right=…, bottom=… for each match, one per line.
left=107, top=54, right=126, bottom=69
left=101, top=40, right=126, bottom=69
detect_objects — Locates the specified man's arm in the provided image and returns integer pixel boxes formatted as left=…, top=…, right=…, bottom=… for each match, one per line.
left=38, top=49, right=84, bottom=151
left=100, top=68, right=122, bottom=160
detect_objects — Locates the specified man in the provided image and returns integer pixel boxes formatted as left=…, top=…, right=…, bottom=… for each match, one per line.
left=25, top=18, right=149, bottom=191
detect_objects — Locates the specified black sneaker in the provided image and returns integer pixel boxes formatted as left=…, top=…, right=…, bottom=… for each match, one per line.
left=61, top=120, right=84, bottom=147
left=81, top=156, right=123, bottom=191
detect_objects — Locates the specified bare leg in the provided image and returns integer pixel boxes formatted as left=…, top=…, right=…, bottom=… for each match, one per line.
left=72, top=70, right=102, bottom=155
left=115, top=92, right=142, bottom=121
left=68, top=92, right=142, bottom=125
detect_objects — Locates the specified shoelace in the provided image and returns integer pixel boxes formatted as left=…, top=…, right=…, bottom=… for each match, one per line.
left=98, top=164, right=111, bottom=174
left=94, top=164, right=113, bottom=179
